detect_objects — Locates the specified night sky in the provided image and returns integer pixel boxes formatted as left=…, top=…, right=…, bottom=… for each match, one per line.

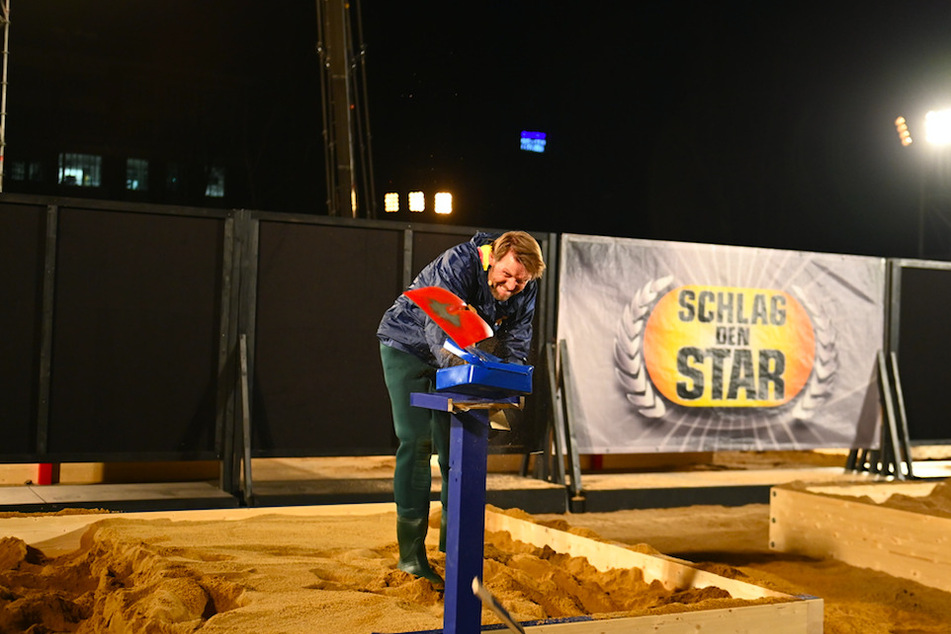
left=12, top=1, right=951, bottom=259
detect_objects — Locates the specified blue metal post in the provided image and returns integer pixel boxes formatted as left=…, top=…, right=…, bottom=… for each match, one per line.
left=442, top=406, right=489, bottom=634
left=409, top=391, right=520, bottom=634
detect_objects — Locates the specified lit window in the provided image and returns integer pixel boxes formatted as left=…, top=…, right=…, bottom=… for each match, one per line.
left=205, top=166, right=225, bottom=197
left=384, top=192, right=399, bottom=212
left=408, top=190, right=425, bottom=212
left=434, top=192, right=452, bottom=215
left=58, top=153, right=102, bottom=187
left=126, top=158, right=149, bottom=191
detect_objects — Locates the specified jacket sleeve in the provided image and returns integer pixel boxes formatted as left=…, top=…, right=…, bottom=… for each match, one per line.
left=416, top=245, right=483, bottom=366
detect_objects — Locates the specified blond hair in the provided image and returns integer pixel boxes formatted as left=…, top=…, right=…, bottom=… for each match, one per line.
left=492, top=231, right=546, bottom=280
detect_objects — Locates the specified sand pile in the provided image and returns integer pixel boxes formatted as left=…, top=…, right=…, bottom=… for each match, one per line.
left=0, top=510, right=782, bottom=633
left=881, top=478, right=951, bottom=517
left=0, top=523, right=246, bottom=633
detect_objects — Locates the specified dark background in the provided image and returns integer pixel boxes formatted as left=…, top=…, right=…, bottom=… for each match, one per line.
left=9, top=1, right=951, bottom=257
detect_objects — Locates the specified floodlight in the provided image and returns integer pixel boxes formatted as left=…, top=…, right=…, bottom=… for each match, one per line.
left=408, top=190, right=425, bottom=212
left=925, top=109, right=951, bottom=146
left=894, top=116, right=913, bottom=146
left=384, top=192, right=399, bottom=212
left=434, top=192, right=452, bottom=215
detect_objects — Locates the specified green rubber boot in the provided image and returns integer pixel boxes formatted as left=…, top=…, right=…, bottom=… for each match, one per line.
left=439, top=510, right=447, bottom=553
left=396, top=516, right=444, bottom=588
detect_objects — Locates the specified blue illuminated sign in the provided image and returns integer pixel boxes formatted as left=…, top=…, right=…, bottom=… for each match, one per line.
left=520, top=130, right=547, bottom=153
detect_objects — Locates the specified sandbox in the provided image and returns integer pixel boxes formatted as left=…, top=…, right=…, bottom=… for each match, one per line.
left=0, top=504, right=822, bottom=633
left=483, top=510, right=821, bottom=633
left=770, top=479, right=951, bottom=593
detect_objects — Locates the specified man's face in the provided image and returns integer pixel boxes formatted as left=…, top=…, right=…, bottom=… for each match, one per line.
left=487, top=251, right=531, bottom=301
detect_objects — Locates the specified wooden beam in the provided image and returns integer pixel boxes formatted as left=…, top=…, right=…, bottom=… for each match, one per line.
left=511, top=601, right=819, bottom=633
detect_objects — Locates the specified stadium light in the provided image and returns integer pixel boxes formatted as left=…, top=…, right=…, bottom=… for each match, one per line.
left=925, top=109, right=951, bottom=146
left=916, top=107, right=951, bottom=258
left=408, top=191, right=425, bottom=212
left=434, top=192, right=452, bottom=215
left=895, top=116, right=913, bottom=146
left=384, top=192, right=399, bottom=212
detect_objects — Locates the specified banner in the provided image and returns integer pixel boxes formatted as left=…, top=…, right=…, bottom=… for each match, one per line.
left=557, top=234, right=885, bottom=453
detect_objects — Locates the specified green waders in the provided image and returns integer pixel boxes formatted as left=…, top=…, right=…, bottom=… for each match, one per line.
left=380, top=343, right=450, bottom=587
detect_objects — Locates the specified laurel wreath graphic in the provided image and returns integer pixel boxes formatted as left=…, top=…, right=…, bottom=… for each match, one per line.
left=788, top=285, right=839, bottom=421
left=613, top=276, right=673, bottom=419
left=613, top=278, right=838, bottom=421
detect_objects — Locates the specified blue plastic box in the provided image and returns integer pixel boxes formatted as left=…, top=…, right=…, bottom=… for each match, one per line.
left=436, top=362, right=533, bottom=396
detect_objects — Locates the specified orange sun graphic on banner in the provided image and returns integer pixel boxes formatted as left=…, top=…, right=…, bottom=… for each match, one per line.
left=643, top=286, right=816, bottom=408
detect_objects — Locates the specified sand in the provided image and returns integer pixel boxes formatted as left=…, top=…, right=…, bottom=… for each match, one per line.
left=1, top=481, right=951, bottom=633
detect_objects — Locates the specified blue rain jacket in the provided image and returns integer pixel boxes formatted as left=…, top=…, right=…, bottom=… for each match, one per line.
left=377, top=232, right=538, bottom=367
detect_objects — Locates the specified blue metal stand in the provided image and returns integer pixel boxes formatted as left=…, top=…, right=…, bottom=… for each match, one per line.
left=410, top=391, right=522, bottom=634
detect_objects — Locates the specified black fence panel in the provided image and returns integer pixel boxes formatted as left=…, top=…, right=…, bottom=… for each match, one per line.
left=0, top=193, right=553, bottom=465
left=251, top=220, right=404, bottom=455
left=411, top=230, right=467, bottom=273
left=0, top=202, right=46, bottom=458
left=47, top=207, right=226, bottom=458
left=892, top=260, right=951, bottom=443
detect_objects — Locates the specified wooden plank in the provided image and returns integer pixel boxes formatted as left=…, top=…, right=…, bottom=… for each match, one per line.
left=521, top=601, right=819, bottom=633
left=580, top=466, right=860, bottom=491
left=770, top=484, right=951, bottom=592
